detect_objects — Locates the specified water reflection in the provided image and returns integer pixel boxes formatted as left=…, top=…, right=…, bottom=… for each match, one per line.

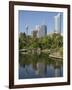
left=19, top=53, right=63, bottom=79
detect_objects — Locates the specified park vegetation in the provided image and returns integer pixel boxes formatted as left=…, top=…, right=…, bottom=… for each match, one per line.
left=19, top=32, right=63, bottom=58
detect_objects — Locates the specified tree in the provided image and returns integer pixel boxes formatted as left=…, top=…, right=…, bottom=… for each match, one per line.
left=19, top=32, right=27, bottom=49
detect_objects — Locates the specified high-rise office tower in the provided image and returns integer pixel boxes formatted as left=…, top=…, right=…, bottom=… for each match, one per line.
left=37, top=25, right=47, bottom=38
left=54, top=13, right=61, bottom=34
left=25, top=24, right=29, bottom=35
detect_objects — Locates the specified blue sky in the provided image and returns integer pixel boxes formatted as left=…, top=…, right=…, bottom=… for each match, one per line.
left=19, top=10, right=63, bottom=35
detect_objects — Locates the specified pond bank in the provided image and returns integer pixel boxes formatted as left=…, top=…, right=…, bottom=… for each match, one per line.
left=49, top=51, right=63, bottom=59
left=49, top=54, right=63, bottom=59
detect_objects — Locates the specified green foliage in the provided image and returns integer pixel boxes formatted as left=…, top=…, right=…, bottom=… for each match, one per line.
left=19, top=33, right=63, bottom=50
left=59, top=47, right=63, bottom=57
left=19, top=32, right=27, bottom=49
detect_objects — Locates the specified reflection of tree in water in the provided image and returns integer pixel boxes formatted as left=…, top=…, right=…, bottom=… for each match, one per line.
left=19, top=52, right=63, bottom=78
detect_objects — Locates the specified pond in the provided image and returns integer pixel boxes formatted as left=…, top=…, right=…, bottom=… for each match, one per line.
left=19, top=52, right=63, bottom=79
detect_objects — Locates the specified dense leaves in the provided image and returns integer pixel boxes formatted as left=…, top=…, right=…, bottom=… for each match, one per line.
left=19, top=33, right=63, bottom=50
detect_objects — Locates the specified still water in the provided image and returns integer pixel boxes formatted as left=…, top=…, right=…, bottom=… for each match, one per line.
left=19, top=53, right=63, bottom=79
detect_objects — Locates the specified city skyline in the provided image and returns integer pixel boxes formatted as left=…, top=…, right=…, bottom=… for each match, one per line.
left=19, top=10, right=63, bottom=35
left=32, top=25, right=47, bottom=38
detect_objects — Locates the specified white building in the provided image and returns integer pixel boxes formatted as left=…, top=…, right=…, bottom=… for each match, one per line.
left=36, top=25, right=47, bottom=38
left=54, top=13, right=61, bottom=34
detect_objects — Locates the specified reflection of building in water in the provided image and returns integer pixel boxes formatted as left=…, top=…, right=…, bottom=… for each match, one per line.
left=36, top=62, right=46, bottom=77
left=46, top=61, right=63, bottom=77
left=54, top=68, right=61, bottom=77
left=46, top=64, right=55, bottom=77
left=54, top=61, right=62, bottom=77
left=34, top=60, right=63, bottom=77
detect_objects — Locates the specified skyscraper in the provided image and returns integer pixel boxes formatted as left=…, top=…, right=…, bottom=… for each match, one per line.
left=32, top=25, right=47, bottom=38
left=37, top=25, right=47, bottom=38
left=54, top=13, right=61, bottom=34
left=25, top=24, right=29, bottom=35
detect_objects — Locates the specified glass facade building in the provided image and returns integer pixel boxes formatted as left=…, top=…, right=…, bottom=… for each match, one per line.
left=54, top=13, right=61, bottom=34
left=37, top=25, right=47, bottom=38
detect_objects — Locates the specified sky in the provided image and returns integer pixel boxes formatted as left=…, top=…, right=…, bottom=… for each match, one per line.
left=19, top=10, right=63, bottom=35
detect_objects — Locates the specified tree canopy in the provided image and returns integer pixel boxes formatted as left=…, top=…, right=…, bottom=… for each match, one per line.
left=19, top=33, right=63, bottom=50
